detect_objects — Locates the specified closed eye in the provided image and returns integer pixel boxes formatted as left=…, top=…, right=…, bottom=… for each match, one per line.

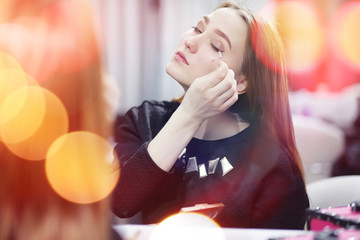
left=211, top=43, right=224, bottom=52
left=192, top=26, right=202, bottom=34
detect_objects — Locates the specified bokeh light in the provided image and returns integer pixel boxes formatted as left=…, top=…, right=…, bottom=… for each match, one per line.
left=260, top=0, right=325, bottom=73
left=0, top=0, right=99, bottom=84
left=0, top=69, right=28, bottom=124
left=0, top=51, right=23, bottom=69
left=149, top=213, right=225, bottom=240
left=0, top=86, right=45, bottom=143
left=332, top=1, right=360, bottom=70
left=0, top=53, right=31, bottom=121
left=43, top=0, right=98, bottom=74
left=0, top=86, right=68, bottom=160
left=0, top=19, right=49, bottom=83
left=45, top=131, right=119, bottom=204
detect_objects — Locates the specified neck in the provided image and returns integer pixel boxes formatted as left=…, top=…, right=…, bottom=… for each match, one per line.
left=194, top=112, right=249, bottom=140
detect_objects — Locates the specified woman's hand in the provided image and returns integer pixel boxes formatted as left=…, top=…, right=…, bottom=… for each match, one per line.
left=147, top=62, right=238, bottom=171
left=180, top=61, right=238, bottom=123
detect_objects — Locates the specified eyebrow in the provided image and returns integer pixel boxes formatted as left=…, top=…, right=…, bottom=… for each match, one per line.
left=203, top=16, right=232, bottom=50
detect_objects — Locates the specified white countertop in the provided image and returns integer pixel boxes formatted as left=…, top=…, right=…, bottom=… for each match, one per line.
left=113, top=224, right=311, bottom=240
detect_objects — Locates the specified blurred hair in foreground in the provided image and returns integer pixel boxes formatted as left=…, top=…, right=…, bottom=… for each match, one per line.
left=0, top=0, right=120, bottom=239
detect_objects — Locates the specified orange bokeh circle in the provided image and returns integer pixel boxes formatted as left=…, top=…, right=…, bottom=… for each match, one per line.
left=0, top=86, right=68, bottom=160
left=45, top=131, right=120, bottom=204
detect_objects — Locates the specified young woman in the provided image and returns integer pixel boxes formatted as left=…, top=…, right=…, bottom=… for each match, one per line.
left=112, top=2, right=309, bottom=229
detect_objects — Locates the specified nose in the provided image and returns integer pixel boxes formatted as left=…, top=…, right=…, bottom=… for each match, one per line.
left=184, top=35, right=199, bottom=53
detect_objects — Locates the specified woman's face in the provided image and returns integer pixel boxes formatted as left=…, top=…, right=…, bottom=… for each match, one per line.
left=166, top=7, right=248, bottom=90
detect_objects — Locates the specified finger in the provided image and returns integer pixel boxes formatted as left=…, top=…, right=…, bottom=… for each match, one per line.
left=208, top=69, right=236, bottom=97
left=217, top=80, right=237, bottom=103
left=217, top=78, right=239, bottom=109
left=221, top=91, right=239, bottom=110
left=206, top=86, right=238, bottom=113
left=207, top=87, right=237, bottom=111
left=198, top=61, right=229, bottom=88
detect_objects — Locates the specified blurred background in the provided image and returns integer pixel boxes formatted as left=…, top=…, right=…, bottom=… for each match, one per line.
left=0, top=0, right=359, bottom=203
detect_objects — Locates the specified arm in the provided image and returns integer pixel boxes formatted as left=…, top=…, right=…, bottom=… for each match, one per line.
left=148, top=62, right=238, bottom=171
left=111, top=102, right=177, bottom=218
left=112, top=62, right=238, bottom=217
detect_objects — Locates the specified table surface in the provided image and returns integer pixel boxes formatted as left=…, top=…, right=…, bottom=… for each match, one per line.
left=113, top=224, right=311, bottom=240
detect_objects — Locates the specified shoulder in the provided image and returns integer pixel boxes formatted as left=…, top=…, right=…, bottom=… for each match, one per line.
left=138, top=100, right=179, bottom=109
left=116, top=100, right=180, bottom=139
left=126, top=100, right=180, bottom=119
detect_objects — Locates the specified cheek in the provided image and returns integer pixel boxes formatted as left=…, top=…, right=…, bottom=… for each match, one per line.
left=193, top=54, right=218, bottom=77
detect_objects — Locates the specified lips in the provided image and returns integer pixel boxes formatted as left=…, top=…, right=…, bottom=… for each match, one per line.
left=175, top=51, right=188, bottom=65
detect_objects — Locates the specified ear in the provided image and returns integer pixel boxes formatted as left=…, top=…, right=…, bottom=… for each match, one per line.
left=235, top=74, right=247, bottom=94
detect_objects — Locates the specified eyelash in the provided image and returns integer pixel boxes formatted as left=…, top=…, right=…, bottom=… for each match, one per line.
left=211, top=44, right=223, bottom=52
left=192, top=26, right=202, bottom=34
left=192, top=26, right=224, bottom=52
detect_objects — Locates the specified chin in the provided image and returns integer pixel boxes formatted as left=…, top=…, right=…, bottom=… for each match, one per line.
left=166, top=62, right=192, bottom=89
left=166, top=63, right=181, bottom=82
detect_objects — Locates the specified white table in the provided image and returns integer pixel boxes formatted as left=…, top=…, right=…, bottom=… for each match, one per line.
left=113, top=224, right=311, bottom=240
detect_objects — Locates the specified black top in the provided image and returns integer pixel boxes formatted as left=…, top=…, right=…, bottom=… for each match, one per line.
left=111, top=100, right=309, bottom=229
